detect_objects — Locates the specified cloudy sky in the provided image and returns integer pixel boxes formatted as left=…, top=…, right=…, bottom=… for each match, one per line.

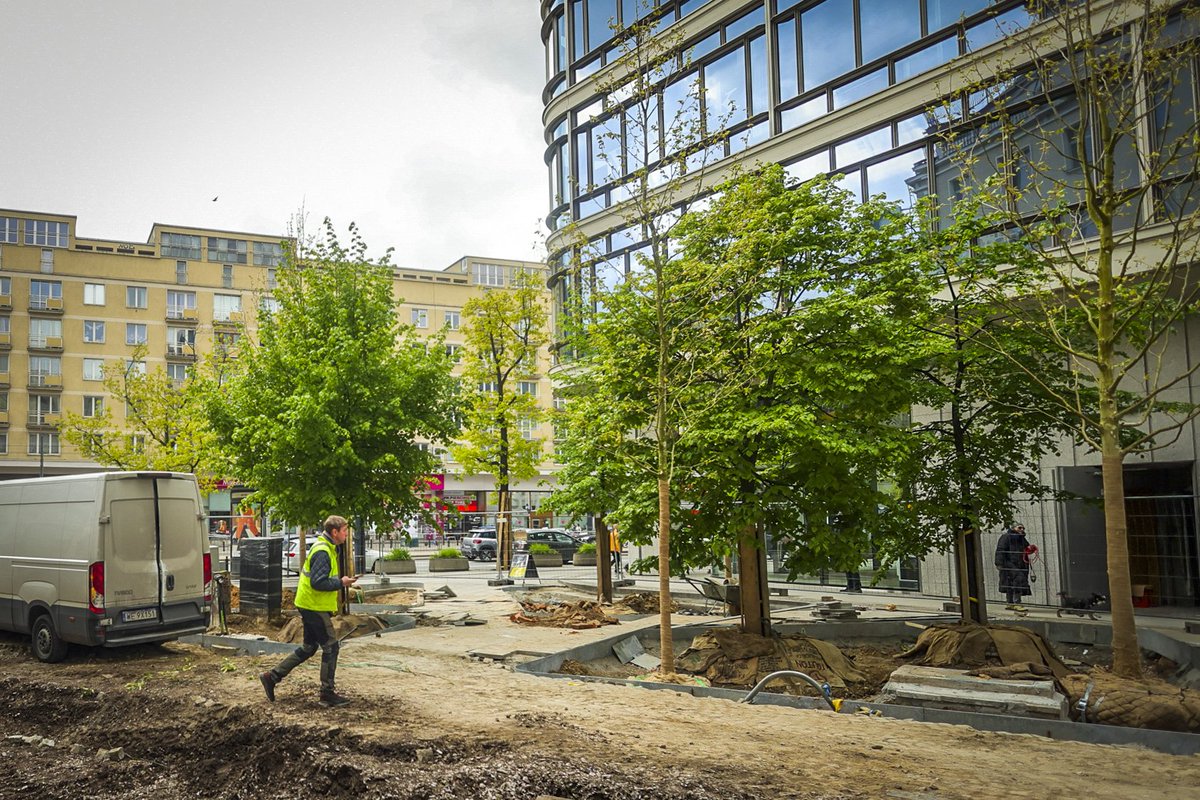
left=0, top=1, right=549, bottom=270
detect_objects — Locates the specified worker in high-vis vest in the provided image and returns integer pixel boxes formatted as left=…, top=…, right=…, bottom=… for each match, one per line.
left=609, top=526, right=623, bottom=579
left=260, top=515, right=357, bottom=708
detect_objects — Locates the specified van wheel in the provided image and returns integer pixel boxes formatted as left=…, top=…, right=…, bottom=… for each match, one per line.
left=31, top=614, right=68, bottom=663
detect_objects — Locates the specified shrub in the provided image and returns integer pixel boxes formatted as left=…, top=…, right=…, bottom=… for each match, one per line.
left=576, top=542, right=597, bottom=554
left=383, top=548, right=411, bottom=561
left=434, top=547, right=462, bottom=559
left=527, top=543, right=554, bottom=555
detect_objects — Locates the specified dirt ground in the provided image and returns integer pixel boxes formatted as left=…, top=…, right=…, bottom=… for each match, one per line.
left=0, top=590, right=1197, bottom=799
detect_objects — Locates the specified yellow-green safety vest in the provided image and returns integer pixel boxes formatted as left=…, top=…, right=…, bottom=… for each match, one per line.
left=295, top=537, right=340, bottom=612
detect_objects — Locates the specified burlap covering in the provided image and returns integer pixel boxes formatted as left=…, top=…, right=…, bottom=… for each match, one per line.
left=510, top=600, right=620, bottom=629
left=676, top=630, right=866, bottom=690
left=1061, top=672, right=1200, bottom=733
left=611, top=592, right=679, bottom=614
left=275, top=613, right=391, bottom=643
left=900, top=624, right=1069, bottom=679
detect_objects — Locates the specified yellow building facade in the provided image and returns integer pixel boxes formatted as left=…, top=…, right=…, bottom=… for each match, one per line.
left=0, top=209, right=558, bottom=529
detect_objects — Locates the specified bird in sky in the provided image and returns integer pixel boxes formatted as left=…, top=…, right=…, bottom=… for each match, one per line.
left=212, top=196, right=219, bottom=202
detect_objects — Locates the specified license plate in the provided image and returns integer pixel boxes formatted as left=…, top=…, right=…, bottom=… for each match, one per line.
left=121, top=608, right=159, bottom=623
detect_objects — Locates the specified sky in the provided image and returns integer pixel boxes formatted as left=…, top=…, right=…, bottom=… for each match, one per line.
left=0, top=0, right=550, bottom=270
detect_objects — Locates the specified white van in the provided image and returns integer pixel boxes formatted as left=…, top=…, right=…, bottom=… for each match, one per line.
left=0, top=471, right=211, bottom=662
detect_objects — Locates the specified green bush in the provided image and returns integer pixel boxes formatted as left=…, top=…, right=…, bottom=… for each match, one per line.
left=527, top=543, right=554, bottom=555
left=383, top=548, right=411, bottom=561
left=576, top=542, right=597, bottom=554
left=434, top=547, right=462, bottom=559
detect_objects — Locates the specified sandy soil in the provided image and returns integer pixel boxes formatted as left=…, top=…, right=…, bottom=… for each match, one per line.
left=0, top=590, right=1196, bottom=800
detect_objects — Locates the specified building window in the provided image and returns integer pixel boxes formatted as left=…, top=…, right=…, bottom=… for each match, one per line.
left=0, top=354, right=7, bottom=378
left=129, top=434, right=145, bottom=454
left=40, top=249, right=54, bottom=273
left=166, top=290, right=196, bottom=319
left=518, top=417, right=537, bottom=440
left=166, top=363, right=188, bottom=384
left=518, top=381, right=539, bottom=396
left=126, top=285, right=148, bottom=309
left=83, top=320, right=105, bottom=343
left=208, top=237, right=248, bottom=264
left=28, top=432, right=60, bottom=456
left=125, top=359, right=147, bottom=377
left=444, top=343, right=462, bottom=361
left=267, top=268, right=278, bottom=290
left=0, top=431, right=6, bottom=454
left=213, top=294, right=242, bottom=322
left=125, top=323, right=147, bottom=345
left=29, top=318, right=61, bottom=348
left=176, top=260, right=188, bottom=285
left=83, top=358, right=104, bottom=381
left=29, top=355, right=61, bottom=385
left=254, top=241, right=284, bottom=267
left=0, top=217, right=17, bottom=244
left=83, top=396, right=104, bottom=418
left=222, top=264, right=234, bottom=288
left=0, top=317, right=8, bottom=337
left=24, top=220, right=69, bottom=247
left=0, top=276, right=9, bottom=297
left=29, top=279, right=62, bottom=309
left=167, top=326, right=196, bottom=355
left=412, top=308, right=429, bottom=328
left=161, top=232, right=201, bottom=260
left=260, top=296, right=281, bottom=315
left=444, top=310, right=461, bottom=330
left=83, top=283, right=106, bottom=305
left=473, top=262, right=506, bottom=287
left=478, top=381, right=498, bottom=393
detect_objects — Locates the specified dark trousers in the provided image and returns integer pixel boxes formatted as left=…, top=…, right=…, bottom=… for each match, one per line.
left=269, top=608, right=339, bottom=693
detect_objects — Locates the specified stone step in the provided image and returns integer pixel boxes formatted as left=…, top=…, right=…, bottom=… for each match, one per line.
left=888, top=665, right=1060, bottom=698
left=880, top=665, right=1067, bottom=720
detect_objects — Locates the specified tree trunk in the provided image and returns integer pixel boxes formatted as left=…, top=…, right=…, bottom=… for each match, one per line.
left=1102, top=447, right=1140, bottom=677
left=595, top=514, right=613, bottom=603
left=657, top=477, right=674, bottom=676
left=738, top=524, right=770, bottom=636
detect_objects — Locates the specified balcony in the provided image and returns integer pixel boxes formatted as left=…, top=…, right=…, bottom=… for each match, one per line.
left=213, top=311, right=243, bottom=328
left=166, top=307, right=199, bottom=323
left=0, top=291, right=10, bottom=309
left=29, top=335, right=63, bottom=351
left=0, top=410, right=8, bottom=425
left=29, top=296, right=64, bottom=314
left=28, top=374, right=62, bottom=390
left=0, top=369, right=8, bottom=387
left=166, top=345, right=197, bottom=361
left=28, top=412, right=61, bottom=427
left=0, top=331, right=9, bottom=348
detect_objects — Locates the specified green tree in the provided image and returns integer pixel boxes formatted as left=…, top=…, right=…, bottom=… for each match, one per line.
left=450, top=270, right=549, bottom=566
left=61, top=345, right=229, bottom=490
left=210, top=219, right=458, bottom=536
left=940, top=0, right=1200, bottom=676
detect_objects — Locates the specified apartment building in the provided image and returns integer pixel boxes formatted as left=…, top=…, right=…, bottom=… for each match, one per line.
left=539, top=0, right=1200, bottom=607
left=0, top=210, right=559, bottom=529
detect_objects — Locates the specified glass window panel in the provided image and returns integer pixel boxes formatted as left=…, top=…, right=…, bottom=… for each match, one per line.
left=749, top=35, right=767, bottom=116
left=1153, top=60, right=1196, bottom=180
left=927, top=0, right=989, bottom=31
left=859, top=0, right=921, bottom=63
left=589, top=0, right=617, bottom=52
left=704, top=48, right=748, bottom=131
left=776, top=19, right=798, bottom=101
left=835, top=169, right=863, bottom=203
left=965, top=6, right=1031, bottom=52
left=572, top=0, right=586, bottom=57
left=1011, top=94, right=1085, bottom=216
left=896, top=111, right=932, bottom=145
left=834, top=125, right=891, bottom=167
left=867, top=147, right=928, bottom=206
left=690, top=32, right=721, bottom=62
left=895, top=36, right=959, bottom=82
left=802, top=0, right=855, bottom=92
left=785, top=150, right=831, bottom=183
left=780, top=94, right=826, bottom=132
left=725, top=8, right=760, bottom=41
left=778, top=0, right=804, bottom=12
left=832, top=67, right=888, bottom=109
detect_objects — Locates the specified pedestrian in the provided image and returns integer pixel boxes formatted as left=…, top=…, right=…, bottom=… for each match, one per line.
left=609, top=526, right=622, bottom=579
left=995, top=523, right=1032, bottom=611
left=842, top=570, right=863, bottom=593
left=260, top=515, right=357, bottom=707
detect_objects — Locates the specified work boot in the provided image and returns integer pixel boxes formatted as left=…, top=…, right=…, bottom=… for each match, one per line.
left=319, top=690, right=352, bottom=708
left=259, top=671, right=277, bottom=702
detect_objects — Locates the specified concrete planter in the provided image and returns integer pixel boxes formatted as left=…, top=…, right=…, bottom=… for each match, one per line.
left=574, top=552, right=598, bottom=567
left=377, top=559, right=416, bottom=575
left=429, top=557, right=470, bottom=572
left=531, top=552, right=563, bottom=568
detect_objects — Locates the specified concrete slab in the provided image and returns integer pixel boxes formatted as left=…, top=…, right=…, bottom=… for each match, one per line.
left=880, top=665, right=1067, bottom=720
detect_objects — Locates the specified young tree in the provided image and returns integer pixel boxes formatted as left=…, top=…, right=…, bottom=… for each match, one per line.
left=555, top=1, right=736, bottom=675
left=61, top=345, right=229, bottom=489
left=210, top=219, right=459, bottom=542
left=940, top=0, right=1200, bottom=675
left=451, top=270, right=549, bottom=569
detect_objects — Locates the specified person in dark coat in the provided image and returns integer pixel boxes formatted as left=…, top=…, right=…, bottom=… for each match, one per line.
left=995, top=524, right=1032, bottom=610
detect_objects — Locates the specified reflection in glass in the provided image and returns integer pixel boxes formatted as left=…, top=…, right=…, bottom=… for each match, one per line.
left=785, top=150, right=830, bottom=183
left=866, top=147, right=927, bottom=207
left=776, top=18, right=798, bottom=101
left=859, top=0, right=921, bottom=64
left=705, top=48, right=748, bottom=131
left=835, top=169, right=863, bottom=203
left=780, top=95, right=825, bottom=132
left=965, top=6, right=1031, bottom=52
left=832, top=68, right=888, bottom=109
left=834, top=126, right=891, bottom=168
left=750, top=35, right=767, bottom=116
left=895, top=36, right=959, bottom=83
left=589, top=0, right=617, bottom=55
left=803, top=0, right=854, bottom=92
left=926, top=0, right=989, bottom=32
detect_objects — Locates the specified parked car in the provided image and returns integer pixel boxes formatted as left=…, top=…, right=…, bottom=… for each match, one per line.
left=283, top=538, right=384, bottom=574
left=515, top=528, right=581, bottom=563
left=461, top=528, right=496, bottom=560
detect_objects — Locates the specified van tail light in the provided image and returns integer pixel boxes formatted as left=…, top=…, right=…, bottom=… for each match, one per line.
left=88, top=561, right=105, bottom=614
left=203, top=552, right=213, bottom=603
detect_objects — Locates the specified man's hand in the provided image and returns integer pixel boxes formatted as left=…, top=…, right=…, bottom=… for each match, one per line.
left=340, top=575, right=358, bottom=587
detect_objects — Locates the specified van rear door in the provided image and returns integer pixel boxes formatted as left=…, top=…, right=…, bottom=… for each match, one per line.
left=104, top=474, right=204, bottom=619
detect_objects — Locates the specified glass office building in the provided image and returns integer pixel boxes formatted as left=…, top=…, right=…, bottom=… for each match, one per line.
left=539, top=0, right=1200, bottom=606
